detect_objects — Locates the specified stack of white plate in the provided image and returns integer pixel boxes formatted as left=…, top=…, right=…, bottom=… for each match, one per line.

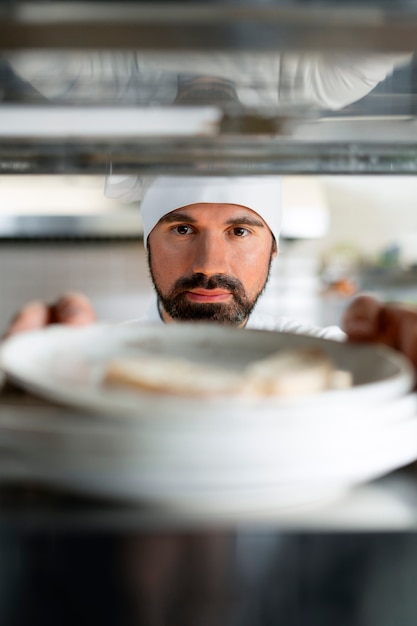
left=1, top=323, right=417, bottom=515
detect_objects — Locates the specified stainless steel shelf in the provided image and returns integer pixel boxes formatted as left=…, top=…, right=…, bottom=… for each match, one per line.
left=0, top=2, right=417, bottom=52
left=0, top=4, right=415, bottom=173
left=2, top=136, right=417, bottom=175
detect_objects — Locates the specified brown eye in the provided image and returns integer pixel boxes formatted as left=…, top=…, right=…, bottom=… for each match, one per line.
left=233, top=227, right=249, bottom=237
left=173, top=224, right=193, bottom=235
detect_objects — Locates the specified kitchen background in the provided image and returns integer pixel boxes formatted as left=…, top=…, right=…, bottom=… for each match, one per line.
left=1, top=174, right=416, bottom=334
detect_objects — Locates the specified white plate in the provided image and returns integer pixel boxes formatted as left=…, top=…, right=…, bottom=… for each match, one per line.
left=1, top=409, right=417, bottom=514
left=0, top=323, right=414, bottom=418
left=1, top=323, right=416, bottom=513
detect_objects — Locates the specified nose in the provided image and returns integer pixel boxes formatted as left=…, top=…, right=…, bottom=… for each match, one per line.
left=191, top=233, right=228, bottom=276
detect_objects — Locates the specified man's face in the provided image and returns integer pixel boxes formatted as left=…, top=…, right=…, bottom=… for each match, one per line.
left=147, top=202, right=277, bottom=326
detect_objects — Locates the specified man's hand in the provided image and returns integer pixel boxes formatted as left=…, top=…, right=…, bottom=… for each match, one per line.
left=3, top=292, right=96, bottom=340
left=342, top=294, right=417, bottom=369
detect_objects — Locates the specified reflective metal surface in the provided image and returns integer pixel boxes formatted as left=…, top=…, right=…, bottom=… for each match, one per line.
left=0, top=3, right=416, bottom=172
left=0, top=0, right=416, bottom=174
left=0, top=45, right=416, bottom=174
left=1, top=2, right=417, bottom=51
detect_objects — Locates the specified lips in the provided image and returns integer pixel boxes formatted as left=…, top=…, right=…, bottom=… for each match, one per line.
left=185, top=289, right=232, bottom=303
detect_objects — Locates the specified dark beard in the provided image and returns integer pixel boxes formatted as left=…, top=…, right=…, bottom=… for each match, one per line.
left=148, top=246, right=273, bottom=326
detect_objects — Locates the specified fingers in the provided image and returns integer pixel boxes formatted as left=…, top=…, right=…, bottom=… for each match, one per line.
left=51, top=292, right=96, bottom=326
left=3, top=292, right=96, bottom=340
left=343, top=295, right=417, bottom=370
left=342, top=295, right=384, bottom=342
left=391, top=305, right=417, bottom=369
left=3, top=300, right=51, bottom=339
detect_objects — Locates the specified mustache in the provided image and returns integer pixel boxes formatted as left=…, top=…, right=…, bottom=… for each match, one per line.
left=170, top=273, right=245, bottom=296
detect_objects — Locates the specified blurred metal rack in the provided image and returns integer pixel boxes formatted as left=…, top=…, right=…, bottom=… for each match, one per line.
left=0, top=2, right=417, bottom=52
left=0, top=1, right=415, bottom=174
left=2, top=136, right=417, bottom=175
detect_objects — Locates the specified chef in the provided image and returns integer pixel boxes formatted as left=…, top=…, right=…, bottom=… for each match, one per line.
left=132, top=176, right=343, bottom=338
left=4, top=175, right=417, bottom=372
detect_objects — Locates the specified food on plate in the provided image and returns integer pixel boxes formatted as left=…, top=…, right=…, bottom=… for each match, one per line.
left=103, top=346, right=352, bottom=398
left=103, top=354, right=243, bottom=396
left=243, top=347, right=352, bottom=396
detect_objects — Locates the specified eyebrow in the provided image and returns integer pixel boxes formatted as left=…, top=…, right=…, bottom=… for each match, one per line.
left=225, top=215, right=266, bottom=229
left=158, top=212, right=198, bottom=224
left=158, top=212, right=266, bottom=229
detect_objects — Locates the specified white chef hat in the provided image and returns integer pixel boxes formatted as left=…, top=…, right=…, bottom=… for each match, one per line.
left=140, top=176, right=282, bottom=247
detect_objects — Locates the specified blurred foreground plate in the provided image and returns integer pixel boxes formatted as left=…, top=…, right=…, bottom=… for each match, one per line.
left=0, top=323, right=417, bottom=514
left=0, top=322, right=414, bottom=418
